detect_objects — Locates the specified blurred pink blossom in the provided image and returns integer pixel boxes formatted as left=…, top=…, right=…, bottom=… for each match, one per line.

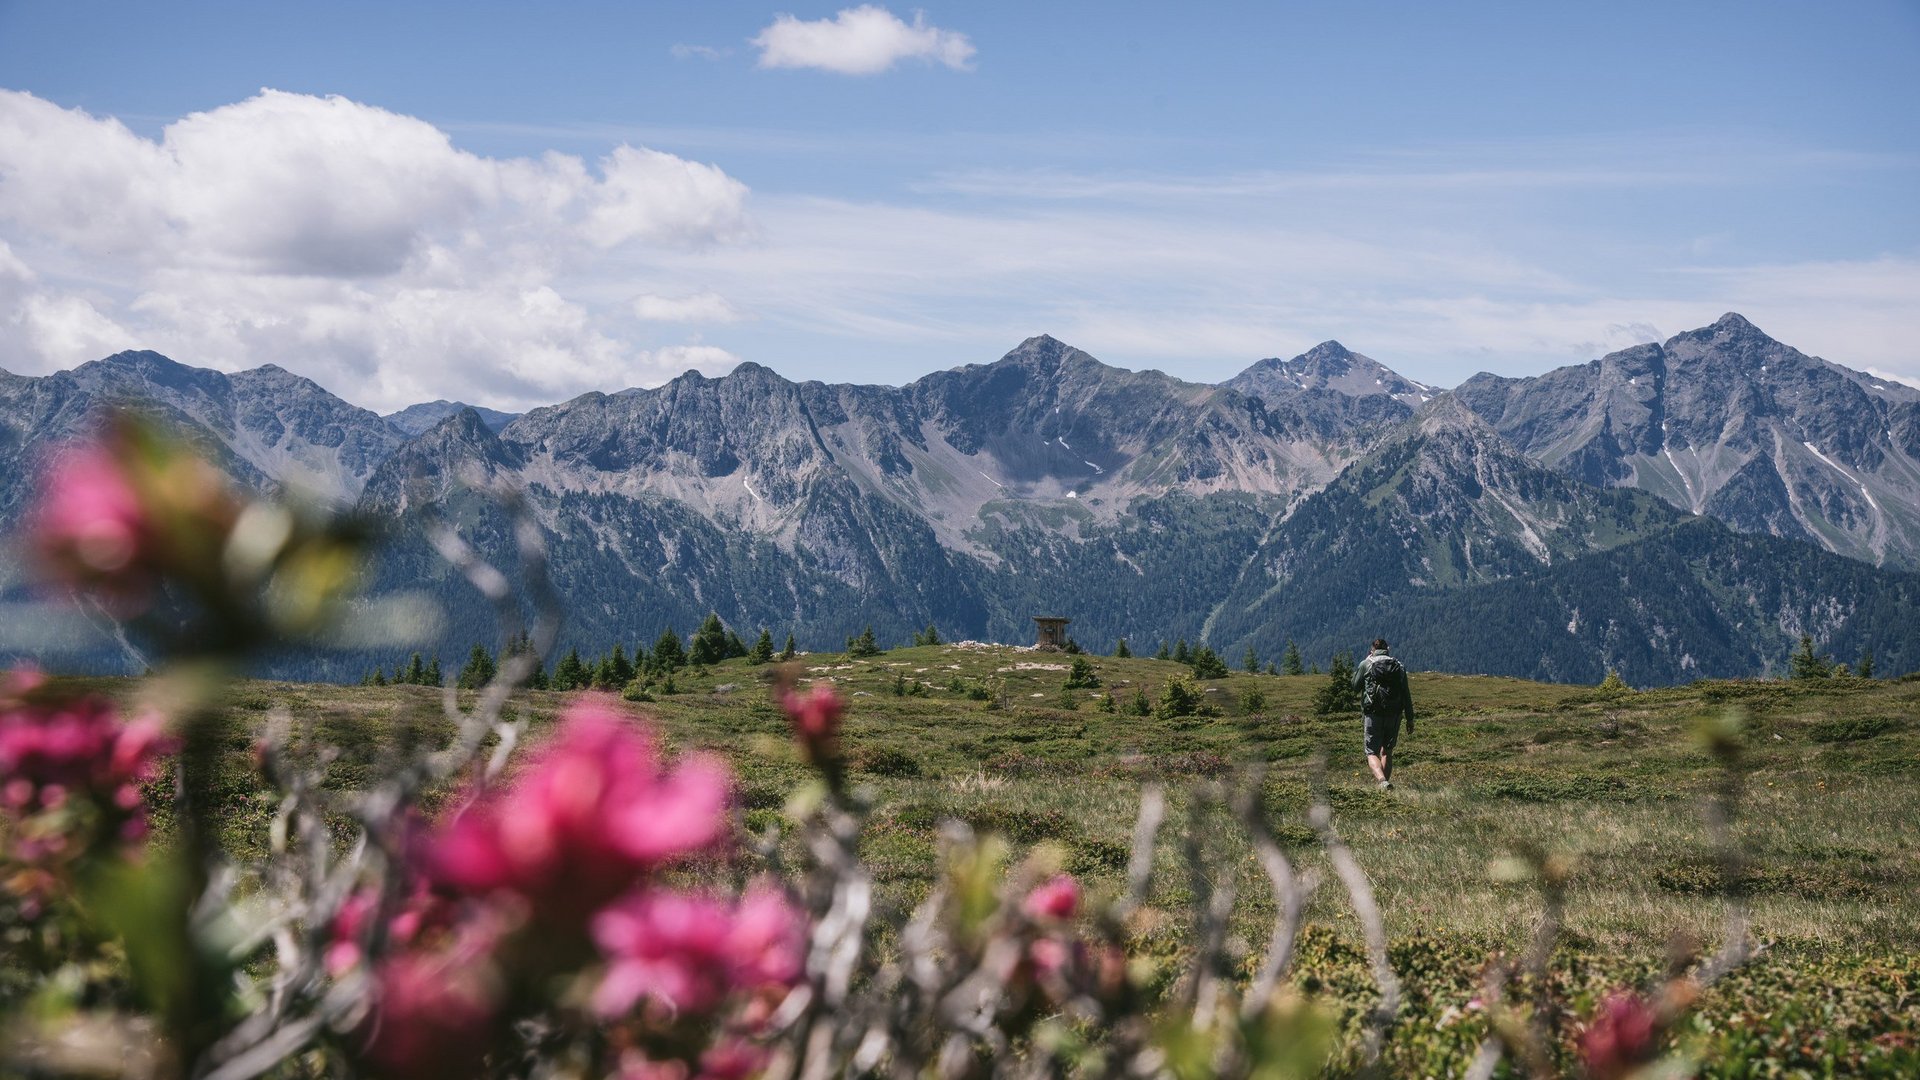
left=778, top=684, right=843, bottom=763
left=325, top=882, right=455, bottom=977
left=428, top=698, right=732, bottom=922
left=1022, top=873, right=1080, bottom=921
left=32, top=442, right=152, bottom=597
left=0, top=684, right=173, bottom=851
left=360, top=939, right=500, bottom=1080
left=592, top=885, right=806, bottom=1017
left=1580, top=989, right=1661, bottom=1079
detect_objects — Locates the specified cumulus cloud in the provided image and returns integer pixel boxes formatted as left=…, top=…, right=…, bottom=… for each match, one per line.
left=0, top=89, right=753, bottom=409
left=752, top=6, right=975, bottom=75
left=633, top=291, right=743, bottom=323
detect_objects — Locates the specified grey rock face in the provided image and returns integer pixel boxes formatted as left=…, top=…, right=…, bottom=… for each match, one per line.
left=1456, top=313, right=1920, bottom=567
left=0, top=351, right=404, bottom=514
left=1225, top=340, right=1434, bottom=410
left=384, top=400, right=520, bottom=437
left=5, top=320, right=1918, bottom=684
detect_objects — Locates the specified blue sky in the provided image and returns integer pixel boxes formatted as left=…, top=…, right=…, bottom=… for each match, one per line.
left=1, top=1, right=1915, bottom=410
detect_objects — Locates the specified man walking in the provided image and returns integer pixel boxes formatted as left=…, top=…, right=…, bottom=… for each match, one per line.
left=1353, top=638, right=1413, bottom=790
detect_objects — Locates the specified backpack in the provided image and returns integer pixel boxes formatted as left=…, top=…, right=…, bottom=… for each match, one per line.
left=1362, top=654, right=1405, bottom=716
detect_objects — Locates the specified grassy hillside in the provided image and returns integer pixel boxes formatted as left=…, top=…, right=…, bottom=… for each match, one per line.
left=111, top=647, right=1920, bottom=1074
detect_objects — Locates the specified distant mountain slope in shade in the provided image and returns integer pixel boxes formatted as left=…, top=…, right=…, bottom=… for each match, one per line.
left=1202, top=396, right=1918, bottom=683
left=383, top=400, right=520, bottom=437
left=1456, top=313, right=1920, bottom=568
left=3, top=318, right=1917, bottom=685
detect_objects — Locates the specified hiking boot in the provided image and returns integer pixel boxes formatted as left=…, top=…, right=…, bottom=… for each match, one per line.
left=1378, top=780, right=1393, bottom=791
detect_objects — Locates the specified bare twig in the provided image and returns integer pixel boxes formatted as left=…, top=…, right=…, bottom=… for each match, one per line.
left=1310, top=761, right=1400, bottom=1070
left=1231, top=774, right=1314, bottom=1020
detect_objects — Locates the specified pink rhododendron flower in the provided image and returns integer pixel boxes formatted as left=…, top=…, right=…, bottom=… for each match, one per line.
left=32, top=442, right=153, bottom=598
left=1026, top=937, right=1073, bottom=982
left=1580, top=990, right=1661, bottom=1079
left=697, top=1039, right=770, bottom=1080
left=1023, top=873, right=1080, bottom=921
left=360, top=939, right=501, bottom=1080
left=0, top=684, right=174, bottom=852
left=592, top=886, right=806, bottom=1017
left=325, top=882, right=456, bottom=977
left=428, top=698, right=731, bottom=922
left=778, top=684, right=843, bottom=762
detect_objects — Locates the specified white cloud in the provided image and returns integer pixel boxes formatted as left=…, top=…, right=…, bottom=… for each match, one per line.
left=752, top=6, right=975, bottom=75
left=641, top=344, right=744, bottom=380
left=0, top=89, right=754, bottom=410
left=633, top=291, right=743, bottom=322
left=670, top=43, right=732, bottom=61
left=1866, top=368, right=1920, bottom=391
left=584, top=146, right=751, bottom=248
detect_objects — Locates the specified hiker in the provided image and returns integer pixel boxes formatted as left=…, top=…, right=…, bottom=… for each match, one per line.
left=1353, top=637, right=1413, bottom=790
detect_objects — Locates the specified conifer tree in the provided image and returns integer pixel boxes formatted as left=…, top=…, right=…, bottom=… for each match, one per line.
left=653, top=627, right=686, bottom=672
left=1154, top=642, right=1170, bottom=661
left=1156, top=674, right=1200, bottom=719
left=1311, top=652, right=1359, bottom=715
left=426, top=656, right=443, bottom=687
left=750, top=629, right=776, bottom=665
left=1282, top=639, right=1304, bottom=676
left=1065, top=655, right=1100, bottom=689
left=1129, top=685, right=1152, bottom=716
left=403, top=652, right=427, bottom=686
left=724, top=630, right=748, bottom=660
left=690, top=614, right=730, bottom=666
left=502, top=631, right=546, bottom=690
left=1189, top=645, right=1229, bottom=679
left=1242, top=644, right=1260, bottom=673
left=847, top=626, right=881, bottom=658
left=780, top=633, right=797, bottom=661
left=1858, top=646, right=1876, bottom=679
left=371, top=668, right=387, bottom=687
left=608, top=643, right=635, bottom=686
left=553, top=647, right=589, bottom=690
left=457, top=644, right=497, bottom=690
left=1114, top=638, right=1132, bottom=659
left=1173, top=640, right=1191, bottom=664
left=1789, top=634, right=1832, bottom=680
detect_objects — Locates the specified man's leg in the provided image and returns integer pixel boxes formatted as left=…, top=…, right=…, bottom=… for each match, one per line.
left=1378, top=746, right=1392, bottom=781
left=1366, top=751, right=1389, bottom=782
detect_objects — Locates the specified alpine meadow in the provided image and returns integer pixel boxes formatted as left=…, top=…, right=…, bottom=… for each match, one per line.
left=1, top=4, right=1917, bottom=1079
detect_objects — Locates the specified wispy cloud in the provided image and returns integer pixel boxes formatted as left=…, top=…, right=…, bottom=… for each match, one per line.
left=752, top=6, right=974, bottom=75
left=633, top=290, right=742, bottom=323
left=670, top=43, right=732, bottom=61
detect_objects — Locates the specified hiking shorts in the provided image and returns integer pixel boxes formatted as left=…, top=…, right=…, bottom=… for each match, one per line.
left=1363, top=713, right=1401, bottom=755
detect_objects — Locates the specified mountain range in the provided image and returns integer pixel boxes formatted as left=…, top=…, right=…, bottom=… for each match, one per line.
left=2, top=313, right=1916, bottom=685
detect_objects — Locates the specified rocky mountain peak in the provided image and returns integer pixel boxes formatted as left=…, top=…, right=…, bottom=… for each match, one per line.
left=74, top=349, right=214, bottom=394
left=992, top=334, right=1097, bottom=376
left=1224, top=340, right=1429, bottom=408
left=1668, top=311, right=1778, bottom=358
left=385, top=400, right=519, bottom=437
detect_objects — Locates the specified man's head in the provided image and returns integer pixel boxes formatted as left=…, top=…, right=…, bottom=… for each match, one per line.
left=1372, top=638, right=1389, bottom=652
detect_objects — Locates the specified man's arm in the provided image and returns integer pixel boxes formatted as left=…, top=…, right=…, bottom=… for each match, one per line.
left=1399, top=668, right=1414, bottom=731
left=1352, top=657, right=1368, bottom=694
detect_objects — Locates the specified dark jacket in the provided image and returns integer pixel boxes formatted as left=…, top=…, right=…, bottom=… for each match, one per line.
left=1353, top=650, right=1414, bottom=731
